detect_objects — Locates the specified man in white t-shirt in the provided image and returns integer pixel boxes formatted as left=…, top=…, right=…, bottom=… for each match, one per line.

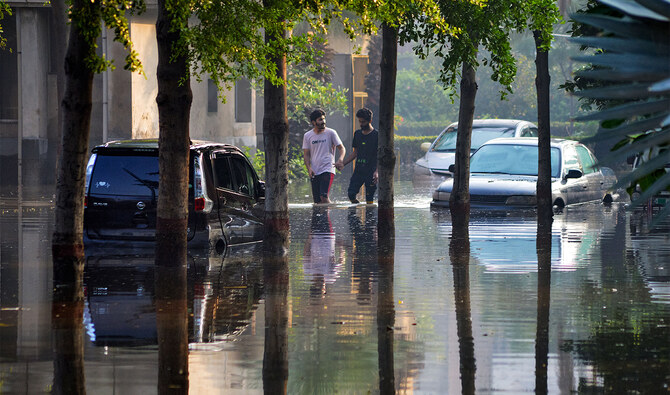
left=302, top=109, right=346, bottom=204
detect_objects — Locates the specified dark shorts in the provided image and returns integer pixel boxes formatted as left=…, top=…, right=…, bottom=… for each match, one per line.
left=311, top=172, right=334, bottom=203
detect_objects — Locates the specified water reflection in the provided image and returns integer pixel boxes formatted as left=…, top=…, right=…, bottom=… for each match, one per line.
left=450, top=220, right=476, bottom=395
left=303, top=207, right=342, bottom=293
left=2, top=185, right=670, bottom=393
left=155, top=263, right=189, bottom=394
left=262, top=238, right=289, bottom=394
left=535, top=218, right=551, bottom=395
left=52, top=254, right=86, bottom=394
left=377, top=208, right=395, bottom=394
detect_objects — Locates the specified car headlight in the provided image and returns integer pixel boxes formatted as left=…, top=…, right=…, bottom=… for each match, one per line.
left=505, top=195, right=537, bottom=205
left=433, top=190, right=450, bottom=201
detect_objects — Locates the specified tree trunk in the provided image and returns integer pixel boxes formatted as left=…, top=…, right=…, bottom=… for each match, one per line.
left=51, top=0, right=99, bottom=391
left=262, top=9, right=290, bottom=243
left=534, top=30, right=553, bottom=221
left=155, top=0, right=192, bottom=266
left=378, top=23, right=398, bottom=227
left=449, top=60, right=477, bottom=224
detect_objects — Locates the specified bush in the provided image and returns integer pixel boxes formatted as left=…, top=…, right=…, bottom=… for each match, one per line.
left=396, top=120, right=447, bottom=136
left=244, top=145, right=308, bottom=182
left=395, top=135, right=437, bottom=166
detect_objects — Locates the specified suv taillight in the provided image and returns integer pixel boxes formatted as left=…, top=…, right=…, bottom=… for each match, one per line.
left=84, top=196, right=87, bottom=209
left=194, top=197, right=205, bottom=212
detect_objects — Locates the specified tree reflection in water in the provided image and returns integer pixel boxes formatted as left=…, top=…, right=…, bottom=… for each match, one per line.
left=155, top=261, right=189, bottom=394
left=262, top=236, right=289, bottom=394
left=449, top=219, right=476, bottom=395
left=52, top=251, right=86, bottom=395
left=378, top=208, right=395, bottom=394
left=535, top=217, right=552, bottom=395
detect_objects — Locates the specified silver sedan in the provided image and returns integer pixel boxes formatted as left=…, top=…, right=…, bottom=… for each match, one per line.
left=431, top=137, right=618, bottom=210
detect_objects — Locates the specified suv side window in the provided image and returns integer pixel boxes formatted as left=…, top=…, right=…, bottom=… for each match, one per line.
left=231, top=156, right=256, bottom=197
left=527, top=127, right=538, bottom=137
left=213, top=155, right=233, bottom=190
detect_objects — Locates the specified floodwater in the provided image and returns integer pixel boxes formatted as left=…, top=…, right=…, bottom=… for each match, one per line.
left=1, top=181, right=669, bottom=394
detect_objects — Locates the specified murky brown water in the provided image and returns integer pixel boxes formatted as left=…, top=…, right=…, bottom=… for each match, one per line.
left=1, top=181, right=669, bottom=393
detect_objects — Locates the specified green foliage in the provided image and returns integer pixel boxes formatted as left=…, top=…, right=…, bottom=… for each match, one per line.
left=0, top=2, right=11, bottom=51
left=394, top=53, right=457, bottom=123
left=242, top=146, right=265, bottom=178
left=395, top=120, right=446, bottom=136
left=569, top=0, right=670, bottom=226
left=287, top=55, right=349, bottom=131
left=287, top=145, right=309, bottom=181
left=67, top=0, right=145, bottom=74
left=245, top=145, right=308, bottom=182
left=395, top=135, right=436, bottom=166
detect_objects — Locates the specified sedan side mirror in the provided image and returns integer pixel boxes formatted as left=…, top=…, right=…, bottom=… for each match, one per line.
left=257, top=181, right=266, bottom=199
left=564, top=169, right=583, bottom=180
left=448, top=164, right=456, bottom=173
left=420, top=142, right=431, bottom=152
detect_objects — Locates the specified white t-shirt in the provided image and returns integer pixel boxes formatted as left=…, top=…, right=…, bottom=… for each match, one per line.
left=302, top=127, right=343, bottom=175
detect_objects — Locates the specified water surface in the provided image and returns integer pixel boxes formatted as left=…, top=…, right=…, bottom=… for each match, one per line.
left=1, top=182, right=668, bottom=393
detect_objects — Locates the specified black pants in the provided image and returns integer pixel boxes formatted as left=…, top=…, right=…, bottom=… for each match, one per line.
left=311, top=172, right=334, bottom=203
left=348, top=168, right=376, bottom=203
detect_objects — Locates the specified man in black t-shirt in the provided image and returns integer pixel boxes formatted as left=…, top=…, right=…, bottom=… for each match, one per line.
left=343, top=108, right=378, bottom=204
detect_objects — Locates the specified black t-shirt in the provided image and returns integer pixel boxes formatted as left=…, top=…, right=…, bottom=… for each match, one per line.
left=352, top=128, right=378, bottom=170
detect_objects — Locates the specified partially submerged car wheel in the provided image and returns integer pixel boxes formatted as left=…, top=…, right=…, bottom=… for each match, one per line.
left=603, top=194, right=613, bottom=206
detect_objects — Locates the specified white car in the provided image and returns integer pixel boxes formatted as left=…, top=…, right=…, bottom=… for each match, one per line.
left=414, top=119, right=538, bottom=183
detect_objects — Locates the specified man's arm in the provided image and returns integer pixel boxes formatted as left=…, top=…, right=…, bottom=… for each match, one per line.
left=334, top=144, right=346, bottom=170
left=343, top=147, right=358, bottom=167
left=303, top=148, right=314, bottom=178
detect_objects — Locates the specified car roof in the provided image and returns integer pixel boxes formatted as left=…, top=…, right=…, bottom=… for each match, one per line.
left=480, top=137, right=576, bottom=148
left=92, top=138, right=239, bottom=153
left=446, top=119, right=536, bottom=129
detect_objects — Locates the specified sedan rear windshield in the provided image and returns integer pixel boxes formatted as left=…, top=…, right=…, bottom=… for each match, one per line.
left=432, top=127, right=515, bottom=152
left=89, top=153, right=159, bottom=196
left=470, top=144, right=561, bottom=178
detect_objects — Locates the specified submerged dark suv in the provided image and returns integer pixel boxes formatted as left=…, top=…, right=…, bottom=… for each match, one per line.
left=84, top=139, right=265, bottom=254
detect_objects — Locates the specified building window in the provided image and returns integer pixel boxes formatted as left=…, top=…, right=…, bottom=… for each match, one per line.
left=207, top=78, right=218, bottom=113
left=235, top=78, right=251, bottom=123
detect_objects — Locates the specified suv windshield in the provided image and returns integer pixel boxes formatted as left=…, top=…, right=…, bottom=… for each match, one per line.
left=89, top=153, right=160, bottom=197
left=432, top=127, right=516, bottom=152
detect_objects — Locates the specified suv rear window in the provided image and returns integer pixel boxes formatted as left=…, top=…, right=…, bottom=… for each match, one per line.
left=90, top=153, right=159, bottom=196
